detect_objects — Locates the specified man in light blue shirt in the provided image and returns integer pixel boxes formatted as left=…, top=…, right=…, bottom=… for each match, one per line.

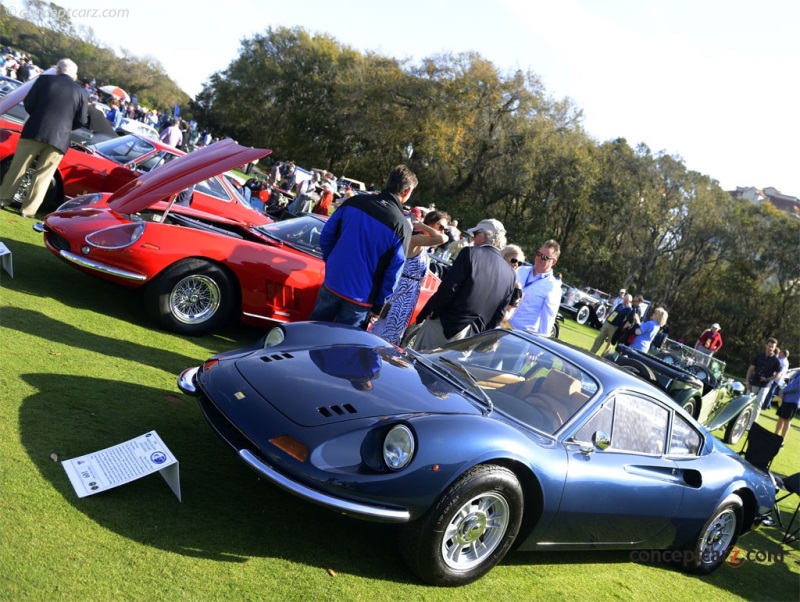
left=508, top=239, right=562, bottom=335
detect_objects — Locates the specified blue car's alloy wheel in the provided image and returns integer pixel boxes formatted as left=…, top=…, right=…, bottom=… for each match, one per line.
left=684, top=495, right=742, bottom=575
left=399, top=464, right=524, bottom=586
left=441, top=491, right=510, bottom=571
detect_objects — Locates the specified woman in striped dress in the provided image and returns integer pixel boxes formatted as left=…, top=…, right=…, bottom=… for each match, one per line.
left=371, top=210, right=450, bottom=346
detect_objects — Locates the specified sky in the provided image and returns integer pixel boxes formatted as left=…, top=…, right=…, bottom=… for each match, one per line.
left=5, top=0, right=798, bottom=194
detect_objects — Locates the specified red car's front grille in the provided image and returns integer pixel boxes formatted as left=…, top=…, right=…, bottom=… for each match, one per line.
left=45, top=231, right=71, bottom=252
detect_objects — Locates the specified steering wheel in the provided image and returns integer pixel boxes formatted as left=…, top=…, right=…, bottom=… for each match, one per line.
left=686, top=364, right=716, bottom=388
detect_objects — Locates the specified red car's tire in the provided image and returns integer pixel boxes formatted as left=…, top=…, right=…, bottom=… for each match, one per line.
left=0, top=156, right=62, bottom=212
left=144, top=259, right=235, bottom=336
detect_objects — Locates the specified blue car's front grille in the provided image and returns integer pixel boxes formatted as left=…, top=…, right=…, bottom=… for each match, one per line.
left=198, top=394, right=259, bottom=454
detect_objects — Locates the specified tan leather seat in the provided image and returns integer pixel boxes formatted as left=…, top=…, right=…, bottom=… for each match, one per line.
left=530, top=369, right=583, bottom=427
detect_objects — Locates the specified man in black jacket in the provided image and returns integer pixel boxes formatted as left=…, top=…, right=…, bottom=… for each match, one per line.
left=412, top=218, right=516, bottom=350
left=0, top=58, right=88, bottom=217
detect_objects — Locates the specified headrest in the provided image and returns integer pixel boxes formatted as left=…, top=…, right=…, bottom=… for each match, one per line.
left=540, top=369, right=580, bottom=398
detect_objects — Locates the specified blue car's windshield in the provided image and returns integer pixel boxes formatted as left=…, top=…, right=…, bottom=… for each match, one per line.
left=417, top=330, right=599, bottom=434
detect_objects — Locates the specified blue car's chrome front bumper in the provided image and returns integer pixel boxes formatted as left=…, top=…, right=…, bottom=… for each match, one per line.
left=238, top=449, right=411, bottom=523
left=179, top=366, right=412, bottom=524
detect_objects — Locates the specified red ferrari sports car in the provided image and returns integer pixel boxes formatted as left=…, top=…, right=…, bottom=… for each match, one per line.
left=36, top=139, right=441, bottom=336
left=0, top=76, right=268, bottom=224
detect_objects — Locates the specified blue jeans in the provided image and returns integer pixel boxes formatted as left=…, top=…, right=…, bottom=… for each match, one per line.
left=309, top=286, right=370, bottom=327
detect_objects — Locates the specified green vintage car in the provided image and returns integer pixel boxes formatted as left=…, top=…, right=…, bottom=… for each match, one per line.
left=608, top=339, right=756, bottom=444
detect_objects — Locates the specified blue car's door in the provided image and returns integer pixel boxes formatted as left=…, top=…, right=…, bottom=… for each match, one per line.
left=537, top=392, right=685, bottom=547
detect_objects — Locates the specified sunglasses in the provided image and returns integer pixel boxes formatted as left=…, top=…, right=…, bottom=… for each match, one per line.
left=434, top=222, right=447, bottom=231
left=536, top=251, right=555, bottom=262
left=509, top=258, right=521, bottom=265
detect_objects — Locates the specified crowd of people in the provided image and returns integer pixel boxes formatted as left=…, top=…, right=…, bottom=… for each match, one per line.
left=305, top=164, right=566, bottom=355
left=1, top=47, right=43, bottom=81
left=3, top=56, right=794, bottom=445
left=2, top=47, right=220, bottom=152
left=589, top=293, right=668, bottom=357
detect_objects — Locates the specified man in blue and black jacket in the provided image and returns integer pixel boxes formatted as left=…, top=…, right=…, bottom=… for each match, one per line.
left=309, top=165, right=417, bottom=327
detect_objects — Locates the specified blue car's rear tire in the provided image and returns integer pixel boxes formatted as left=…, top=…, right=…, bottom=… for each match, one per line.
left=682, top=495, right=742, bottom=575
left=399, top=464, right=523, bottom=586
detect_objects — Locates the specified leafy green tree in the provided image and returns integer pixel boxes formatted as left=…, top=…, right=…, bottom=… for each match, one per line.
left=23, top=0, right=72, bottom=60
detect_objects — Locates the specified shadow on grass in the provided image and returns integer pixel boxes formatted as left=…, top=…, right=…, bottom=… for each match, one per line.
left=506, top=529, right=798, bottom=601
left=4, top=307, right=206, bottom=374
left=17, top=372, right=800, bottom=594
left=1, top=235, right=268, bottom=359
left=0, top=237, right=143, bottom=320
left=18, top=373, right=411, bottom=584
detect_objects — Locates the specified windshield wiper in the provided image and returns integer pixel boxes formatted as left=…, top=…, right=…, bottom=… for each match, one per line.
left=438, top=357, right=493, bottom=413
left=403, top=348, right=493, bottom=413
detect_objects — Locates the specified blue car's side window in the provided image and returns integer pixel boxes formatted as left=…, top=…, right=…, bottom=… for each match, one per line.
left=610, top=394, right=668, bottom=455
left=668, top=414, right=701, bottom=455
left=575, top=399, right=614, bottom=442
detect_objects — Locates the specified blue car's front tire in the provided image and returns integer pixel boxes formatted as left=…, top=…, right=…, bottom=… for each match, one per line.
left=399, top=464, right=523, bottom=586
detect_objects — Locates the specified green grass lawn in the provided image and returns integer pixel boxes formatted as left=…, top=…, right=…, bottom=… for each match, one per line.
left=1, top=212, right=798, bottom=601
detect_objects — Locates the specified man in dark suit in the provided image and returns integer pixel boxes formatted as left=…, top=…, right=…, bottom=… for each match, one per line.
left=412, top=218, right=516, bottom=350
left=0, top=58, right=88, bottom=217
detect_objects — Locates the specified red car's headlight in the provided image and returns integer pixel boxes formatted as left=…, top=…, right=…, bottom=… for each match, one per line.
left=85, top=222, right=145, bottom=249
left=56, top=193, right=104, bottom=212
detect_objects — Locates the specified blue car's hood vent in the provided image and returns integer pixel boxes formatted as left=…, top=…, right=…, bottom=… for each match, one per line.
left=260, top=352, right=295, bottom=363
left=233, top=345, right=479, bottom=427
left=317, top=403, right=358, bottom=418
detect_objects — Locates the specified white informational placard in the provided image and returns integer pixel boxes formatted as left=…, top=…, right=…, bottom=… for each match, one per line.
left=62, top=431, right=181, bottom=501
left=0, top=241, right=13, bottom=277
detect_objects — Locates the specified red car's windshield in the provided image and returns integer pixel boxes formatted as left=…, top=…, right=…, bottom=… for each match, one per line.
left=89, top=134, right=159, bottom=165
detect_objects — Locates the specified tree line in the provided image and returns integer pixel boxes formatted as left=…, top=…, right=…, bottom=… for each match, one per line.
left=1, top=9, right=796, bottom=375
left=197, top=27, right=799, bottom=376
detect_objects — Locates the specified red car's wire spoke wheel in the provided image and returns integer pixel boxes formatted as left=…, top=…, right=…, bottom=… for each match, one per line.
left=145, top=259, right=235, bottom=336
left=170, top=274, right=221, bottom=324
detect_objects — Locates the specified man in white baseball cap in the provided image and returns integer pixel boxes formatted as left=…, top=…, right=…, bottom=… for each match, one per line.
left=694, top=323, right=723, bottom=364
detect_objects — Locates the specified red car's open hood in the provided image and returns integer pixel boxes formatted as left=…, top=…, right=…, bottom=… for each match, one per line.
left=0, top=67, right=56, bottom=115
left=108, top=138, right=271, bottom=214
